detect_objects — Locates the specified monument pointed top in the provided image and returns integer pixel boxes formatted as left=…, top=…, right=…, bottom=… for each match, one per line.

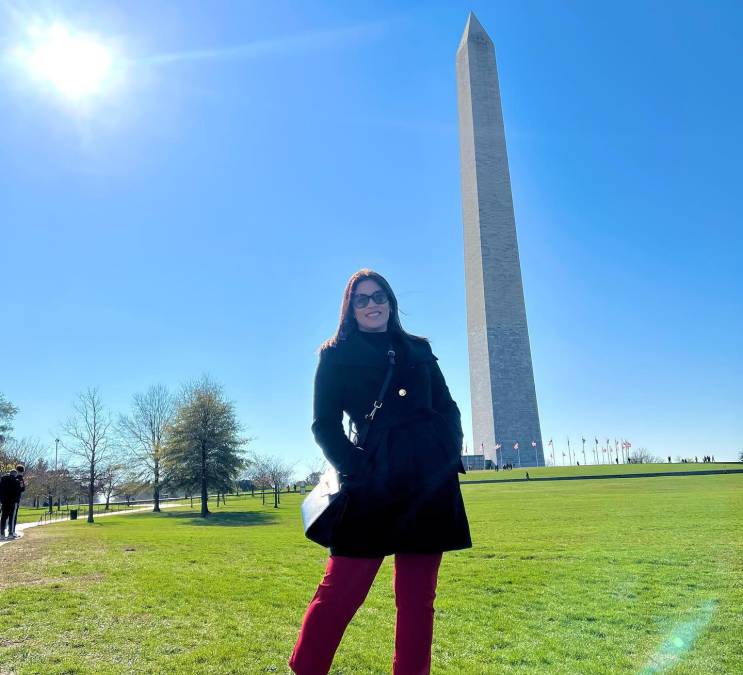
left=458, top=11, right=493, bottom=52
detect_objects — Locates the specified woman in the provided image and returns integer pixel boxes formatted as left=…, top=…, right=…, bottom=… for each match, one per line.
left=289, top=269, right=471, bottom=675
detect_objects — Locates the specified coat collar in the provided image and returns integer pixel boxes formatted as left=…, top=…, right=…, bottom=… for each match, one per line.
left=328, top=330, right=436, bottom=367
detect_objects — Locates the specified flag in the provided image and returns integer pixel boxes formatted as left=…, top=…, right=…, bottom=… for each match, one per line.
left=582, top=437, right=586, bottom=443
left=626, top=441, right=632, bottom=448
left=514, top=442, right=519, bottom=450
left=548, top=439, right=553, bottom=447
left=531, top=441, right=537, bottom=448
left=594, top=437, right=599, bottom=444
left=602, top=447, right=606, bottom=453
left=494, top=443, right=501, bottom=450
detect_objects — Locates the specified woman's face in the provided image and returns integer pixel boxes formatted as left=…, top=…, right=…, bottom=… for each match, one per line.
left=352, top=279, right=390, bottom=332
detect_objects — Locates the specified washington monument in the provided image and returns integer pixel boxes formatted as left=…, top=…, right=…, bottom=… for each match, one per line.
left=456, top=13, right=544, bottom=468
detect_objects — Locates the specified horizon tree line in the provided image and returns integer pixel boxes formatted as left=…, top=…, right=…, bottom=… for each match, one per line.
left=0, top=378, right=297, bottom=521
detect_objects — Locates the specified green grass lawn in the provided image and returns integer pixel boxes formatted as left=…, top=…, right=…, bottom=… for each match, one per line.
left=462, top=462, right=742, bottom=483
left=1, top=474, right=741, bottom=674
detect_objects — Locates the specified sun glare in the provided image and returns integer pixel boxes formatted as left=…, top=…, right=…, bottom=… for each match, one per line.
left=18, top=23, right=113, bottom=100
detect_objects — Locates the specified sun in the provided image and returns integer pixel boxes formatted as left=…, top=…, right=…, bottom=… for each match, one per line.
left=18, top=23, right=113, bottom=100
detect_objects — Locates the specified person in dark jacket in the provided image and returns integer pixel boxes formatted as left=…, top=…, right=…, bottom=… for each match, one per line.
left=289, top=269, right=472, bottom=675
left=0, top=467, right=24, bottom=540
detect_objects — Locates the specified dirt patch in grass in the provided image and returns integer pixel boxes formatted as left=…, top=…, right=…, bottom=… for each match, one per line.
left=0, top=528, right=104, bottom=591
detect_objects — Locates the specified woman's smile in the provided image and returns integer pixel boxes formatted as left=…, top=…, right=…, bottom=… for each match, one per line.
left=353, top=278, right=390, bottom=332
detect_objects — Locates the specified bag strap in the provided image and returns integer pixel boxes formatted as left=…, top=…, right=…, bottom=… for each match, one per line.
left=354, top=347, right=396, bottom=448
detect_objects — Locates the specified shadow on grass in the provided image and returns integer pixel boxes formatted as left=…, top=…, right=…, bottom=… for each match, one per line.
left=164, top=510, right=279, bottom=527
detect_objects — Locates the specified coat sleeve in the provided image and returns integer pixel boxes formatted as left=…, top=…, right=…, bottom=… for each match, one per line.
left=430, top=356, right=467, bottom=473
left=311, top=350, right=367, bottom=477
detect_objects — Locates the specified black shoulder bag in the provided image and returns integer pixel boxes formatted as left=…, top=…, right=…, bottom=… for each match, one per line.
left=301, top=347, right=396, bottom=547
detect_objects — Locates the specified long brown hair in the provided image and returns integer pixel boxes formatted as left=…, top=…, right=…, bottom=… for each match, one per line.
left=320, top=269, right=428, bottom=351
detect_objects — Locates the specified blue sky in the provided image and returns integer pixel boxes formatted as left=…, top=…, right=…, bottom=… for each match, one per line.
left=2, top=0, right=741, bottom=472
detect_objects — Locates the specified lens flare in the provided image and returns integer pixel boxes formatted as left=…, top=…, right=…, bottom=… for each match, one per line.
left=640, top=599, right=717, bottom=674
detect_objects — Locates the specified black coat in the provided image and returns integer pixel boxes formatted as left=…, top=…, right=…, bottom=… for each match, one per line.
left=0, top=474, right=23, bottom=503
left=311, top=330, right=472, bottom=557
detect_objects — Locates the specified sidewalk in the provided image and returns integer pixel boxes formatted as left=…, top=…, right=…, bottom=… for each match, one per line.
left=0, top=502, right=183, bottom=548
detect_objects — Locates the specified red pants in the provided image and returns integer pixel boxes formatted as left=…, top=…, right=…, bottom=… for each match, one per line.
left=289, top=553, right=443, bottom=675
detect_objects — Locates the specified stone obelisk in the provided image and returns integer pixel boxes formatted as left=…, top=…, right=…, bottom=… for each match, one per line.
left=456, top=12, right=544, bottom=468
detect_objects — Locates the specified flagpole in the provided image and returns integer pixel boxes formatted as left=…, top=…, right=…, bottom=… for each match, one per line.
left=582, top=437, right=586, bottom=465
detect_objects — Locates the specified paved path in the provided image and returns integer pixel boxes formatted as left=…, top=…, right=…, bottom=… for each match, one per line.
left=0, top=503, right=183, bottom=548
left=460, top=468, right=743, bottom=487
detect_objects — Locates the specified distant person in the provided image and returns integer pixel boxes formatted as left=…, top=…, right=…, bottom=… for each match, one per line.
left=12, top=466, right=25, bottom=535
left=289, top=269, right=471, bottom=675
left=0, top=467, right=24, bottom=540
left=668, top=456, right=671, bottom=463
left=525, top=472, right=530, bottom=481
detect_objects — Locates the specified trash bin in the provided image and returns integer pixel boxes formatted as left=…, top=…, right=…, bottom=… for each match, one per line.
left=70, top=509, right=78, bottom=521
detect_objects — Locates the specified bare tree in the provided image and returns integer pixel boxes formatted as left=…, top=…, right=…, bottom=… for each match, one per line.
left=61, top=388, right=113, bottom=523
left=245, top=454, right=272, bottom=492
left=118, top=384, right=175, bottom=512
left=304, top=455, right=327, bottom=486
left=1, top=435, right=44, bottom=474
left=247, top=452, right=295, bottom=507
left=628, top=447, right=663, bottom=464
left=11, top=441, right=55, bottom=510
left=98, top=461, right=129, bottom=510
left=51, top=460, right=81, bottom=510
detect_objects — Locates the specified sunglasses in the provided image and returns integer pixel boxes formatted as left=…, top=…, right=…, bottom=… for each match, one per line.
left=352, top=290, right=389, bottom=309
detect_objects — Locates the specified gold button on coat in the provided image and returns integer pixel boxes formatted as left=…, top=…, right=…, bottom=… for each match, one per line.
left=398, top=388, right=407, bottom=397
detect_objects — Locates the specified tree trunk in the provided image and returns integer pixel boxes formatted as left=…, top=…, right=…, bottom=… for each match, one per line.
left=200, top=442, right=209, bottom=518
left=87, top=460, right=95, bottom=523
left=153, top=461, right=161, bottom=513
